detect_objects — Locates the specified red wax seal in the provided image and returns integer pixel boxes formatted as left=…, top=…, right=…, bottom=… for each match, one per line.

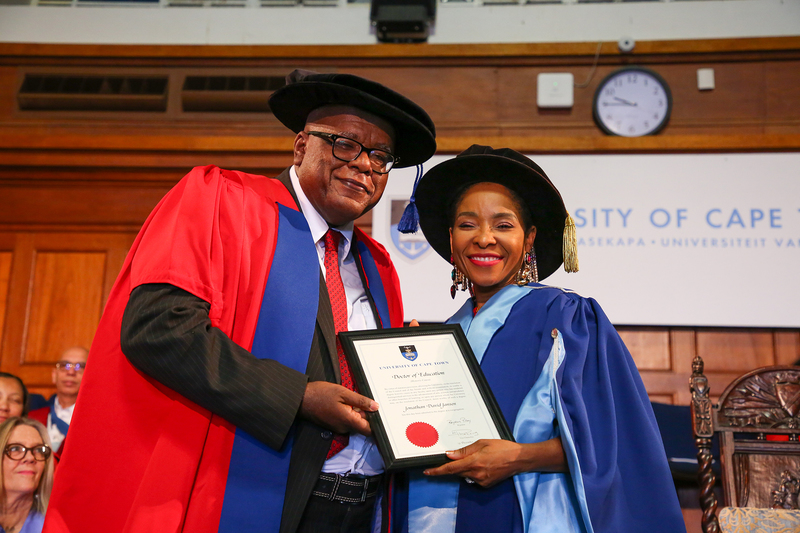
left=406, top=422, right=439, bottom=448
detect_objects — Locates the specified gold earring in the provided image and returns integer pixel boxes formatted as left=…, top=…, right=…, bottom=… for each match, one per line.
left=515, top=246, right=539, bottom=286
left=450, top=256, right=472, bottom=299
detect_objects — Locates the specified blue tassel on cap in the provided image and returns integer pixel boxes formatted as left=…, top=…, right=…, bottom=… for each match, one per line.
left=397, top=164, right=423, bottom=234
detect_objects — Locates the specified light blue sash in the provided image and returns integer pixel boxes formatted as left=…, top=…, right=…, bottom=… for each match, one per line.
left=408, top=285, right=532, bottom=533
left=513, top=329, right=592, bottom=533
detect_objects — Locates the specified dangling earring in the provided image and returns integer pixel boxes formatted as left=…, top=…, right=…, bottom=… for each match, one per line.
left=450, top=256, right=472, bottom=299
left=515, top=246, right=539, bottom=286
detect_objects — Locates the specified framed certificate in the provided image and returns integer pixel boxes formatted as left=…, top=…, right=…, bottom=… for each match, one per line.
left=339, top=324, right=513, bottom=471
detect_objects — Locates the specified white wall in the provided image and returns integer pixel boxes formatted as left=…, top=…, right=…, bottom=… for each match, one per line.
left=0, top=0, right=798, bottom=45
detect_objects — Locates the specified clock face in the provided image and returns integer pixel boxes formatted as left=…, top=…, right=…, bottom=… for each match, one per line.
left=593, top=67, right=672, bottom=137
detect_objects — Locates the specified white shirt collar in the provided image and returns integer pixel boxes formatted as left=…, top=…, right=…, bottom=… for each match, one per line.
left=290, top=165, right=354, bottom=256
left=53, top=395, right=76, bottom=420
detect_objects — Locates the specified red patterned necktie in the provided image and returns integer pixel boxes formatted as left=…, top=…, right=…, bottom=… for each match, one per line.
left=323, top=229, right=356, bottom=458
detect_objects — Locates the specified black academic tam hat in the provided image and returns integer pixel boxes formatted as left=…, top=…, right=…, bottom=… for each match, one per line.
left=415, top=145, right=579, bottom=282
left=269, top=69, right=436, bottom=168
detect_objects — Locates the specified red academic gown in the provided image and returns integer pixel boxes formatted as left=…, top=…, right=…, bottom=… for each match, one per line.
left=28, top=405, right=66, bottom=458
left=43, top=166, right=403, bottom=533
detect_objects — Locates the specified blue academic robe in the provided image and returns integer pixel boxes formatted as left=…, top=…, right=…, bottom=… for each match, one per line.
left=396, top=284, right=685, bottom=533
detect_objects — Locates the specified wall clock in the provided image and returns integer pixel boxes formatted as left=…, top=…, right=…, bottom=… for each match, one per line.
left=593, top=67, right=672, bottom=137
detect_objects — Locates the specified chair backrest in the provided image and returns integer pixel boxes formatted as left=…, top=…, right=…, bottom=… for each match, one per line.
left=690, top=356, right=800, bottom=533
left=718, top=507, right=800, bottom=533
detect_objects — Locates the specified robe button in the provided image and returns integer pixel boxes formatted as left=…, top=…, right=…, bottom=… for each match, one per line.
left=321, top=431, right=332, bottom=439
left=551, top=328, right=558, bottom=339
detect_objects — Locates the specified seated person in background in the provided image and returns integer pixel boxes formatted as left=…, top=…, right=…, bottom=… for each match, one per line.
left=29, top=348, right=87, bottom=455
left=0, top=417, right=54, bottom=533
left=0, top=374, right=27, bottom=424
left=25, top=397, right=46, bottom=414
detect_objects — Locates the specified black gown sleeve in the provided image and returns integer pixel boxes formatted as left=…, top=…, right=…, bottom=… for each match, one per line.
left=120, top=282, right=309, bottom=450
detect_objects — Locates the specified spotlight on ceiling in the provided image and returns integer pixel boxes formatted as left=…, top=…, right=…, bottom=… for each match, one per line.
left=370, top=0, right=436, bottom=44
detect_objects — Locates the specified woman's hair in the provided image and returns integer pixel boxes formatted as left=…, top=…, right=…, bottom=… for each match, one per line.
left=0, top=373, right=28, bottom=416
left=0, top=417, right=54, bottom=514
left=448, top=182, right=535, bottom=237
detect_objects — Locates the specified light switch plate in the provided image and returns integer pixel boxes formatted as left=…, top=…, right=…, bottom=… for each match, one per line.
left=537, top=73, right=574, bottom=108
left=697, top=68, right=715, bottom=91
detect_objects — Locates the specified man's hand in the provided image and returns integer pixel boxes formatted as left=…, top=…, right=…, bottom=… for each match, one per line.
left=299, top=381, right=378, bottom=436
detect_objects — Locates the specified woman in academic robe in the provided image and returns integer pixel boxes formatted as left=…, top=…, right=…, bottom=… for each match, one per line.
left=393, top=145, right=685, bottom=533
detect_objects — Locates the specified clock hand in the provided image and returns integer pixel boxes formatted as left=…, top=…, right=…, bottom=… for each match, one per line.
left=612, top=96, right=638, bottom=106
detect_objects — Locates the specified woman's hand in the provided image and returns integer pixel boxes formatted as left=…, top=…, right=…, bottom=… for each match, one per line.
left=423, top=437, right=567, bottom=488
left=423, top=439, right=525, bottom=488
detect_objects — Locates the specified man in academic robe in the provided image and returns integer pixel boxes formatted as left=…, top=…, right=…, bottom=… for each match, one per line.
left=43, top=70, right=436, bottom=533
left=29, top=346, right=88, bottom=457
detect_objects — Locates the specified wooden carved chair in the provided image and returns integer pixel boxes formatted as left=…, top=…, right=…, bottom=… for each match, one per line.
left=690, top=356, right=800, bottom=533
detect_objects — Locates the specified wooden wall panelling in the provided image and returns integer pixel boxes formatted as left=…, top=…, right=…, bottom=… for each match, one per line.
left=0, top=245, right=12, bottom=357
left=635, top=329, right=695, bottom=406
left=618, top=327, right=671, bottom=370
left=372, top=65, right=501, bottom=138
left=0, top=144, right=293, bottom=179
left=647, top=394, right=675, bottom=405
left=765, top=60, right=800, bottom=133
left=1, top=233, right=33, bottom=380
left=774, top=331, right=800, bottom=365
left=618, top=327, right=674, bottom=403
left=631, top=327, right=796, bottom=406
left=0, top=231, right=136, bottom=398
left=0, top=37, right=797, bottom=62
left=1, top=39, right=800, bottom=159
left=0, top=181, right=174, bottom=227
left=23, top=250, right=106, bottom=364
left=664, top=61, right=767, bottom=136
left=696, top=328, right=776, bottom=372
left=0, top=66, right=17, bottom=117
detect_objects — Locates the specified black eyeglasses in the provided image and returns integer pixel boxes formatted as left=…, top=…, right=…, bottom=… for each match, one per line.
left=305, top=131, right=397, bottom=174
left=4, top=443, right=51, bottom=462
left=55, top=361, right=85, bottom=373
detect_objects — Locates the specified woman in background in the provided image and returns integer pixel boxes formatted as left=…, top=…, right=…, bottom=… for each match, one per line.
left=0, top=417, right=53, bottom=533
left=0, top=375, right=27, bottom=425
left=395, top=145, right=684, bottom=533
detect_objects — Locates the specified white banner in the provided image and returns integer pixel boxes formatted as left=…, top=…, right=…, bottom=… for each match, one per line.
left=372, top=153, right=800, bottom=327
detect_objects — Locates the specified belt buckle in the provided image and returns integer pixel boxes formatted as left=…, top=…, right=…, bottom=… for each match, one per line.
left=360, top=477, right=369, bottom=504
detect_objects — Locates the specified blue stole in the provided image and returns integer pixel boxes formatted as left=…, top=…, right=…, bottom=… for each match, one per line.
left=407, top=285, right=591, bottom=533
left=355, top=240, right=391, bottom=329
left=217, top=204, right=317, bottom=533
left=48, top=395, right=70, bottom=438
left=217, top=204, right=392, bottom=533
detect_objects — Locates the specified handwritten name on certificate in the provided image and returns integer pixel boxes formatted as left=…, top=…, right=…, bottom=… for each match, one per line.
left=353, top=333, right=502, bottom=460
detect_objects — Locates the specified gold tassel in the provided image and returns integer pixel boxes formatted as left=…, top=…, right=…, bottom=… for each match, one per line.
left=563, top=213, right=579, bottom=273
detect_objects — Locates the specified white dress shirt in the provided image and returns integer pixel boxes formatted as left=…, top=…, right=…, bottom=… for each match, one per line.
left=289, top=167, right=385, bottom=476
left=47, top=395, right=75, bottom=451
